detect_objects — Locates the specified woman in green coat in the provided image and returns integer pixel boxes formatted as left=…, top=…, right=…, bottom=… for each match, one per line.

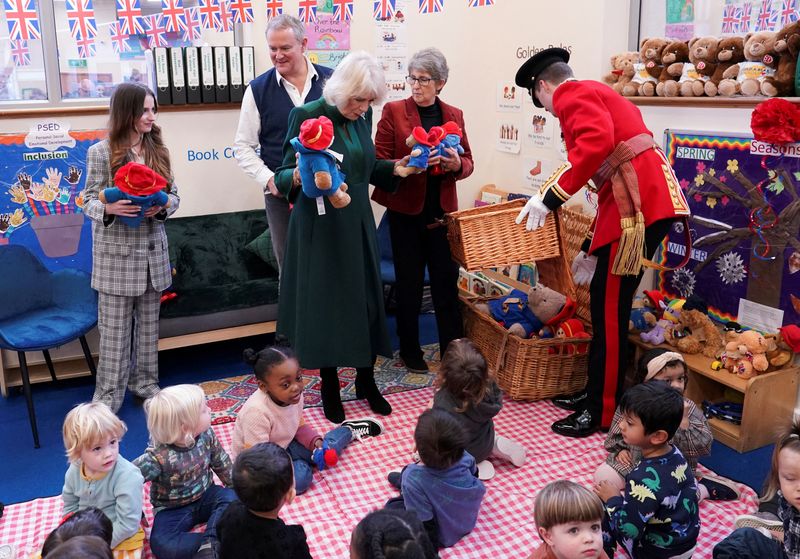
left=275, top=51, right=412, bottom=423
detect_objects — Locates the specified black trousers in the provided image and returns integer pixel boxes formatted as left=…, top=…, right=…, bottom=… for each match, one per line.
left=584, top=218, right=673, bottom=428
left=387, top=209, right=463, bottom=361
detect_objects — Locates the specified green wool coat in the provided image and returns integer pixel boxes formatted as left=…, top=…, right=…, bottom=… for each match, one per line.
left=274, top=98, right=397, bottom=369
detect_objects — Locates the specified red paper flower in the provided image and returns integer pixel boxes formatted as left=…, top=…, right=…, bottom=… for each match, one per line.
left=751, top=98, right=800, bottom=145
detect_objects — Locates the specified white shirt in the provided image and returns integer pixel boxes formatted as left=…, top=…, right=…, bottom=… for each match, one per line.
left=233, top=57, right=320, bottom=191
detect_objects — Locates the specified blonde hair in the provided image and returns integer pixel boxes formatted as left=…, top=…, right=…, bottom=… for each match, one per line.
left=143, top=384, right=206, bottom=447
left=764, top=417, right=800, bottom=502
left=62, top=403, right=127, bottom=463
left=534, top=480, right=604, bottom=530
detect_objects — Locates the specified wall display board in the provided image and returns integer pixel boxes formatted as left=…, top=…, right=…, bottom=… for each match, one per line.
left=0, top=121, right=104, bottom=272
left=655, top=130, right=800, bottom=328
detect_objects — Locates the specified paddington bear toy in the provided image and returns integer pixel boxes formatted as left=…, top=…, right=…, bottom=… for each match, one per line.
left=99, top=161, right=170, bottom=228
left=394, top=126, right=444, bottom=175
left=290, top=115, right=351, bottom=210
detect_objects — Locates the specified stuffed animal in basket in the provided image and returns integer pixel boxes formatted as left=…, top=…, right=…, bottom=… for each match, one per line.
left=603, top=51, right=640, bottom=94
left=98, top=162, right=170, bottom=228
left=717, top=31, right=778, bottom=97
left=705, top=36, right=746, bottom=97
left=733, top=330, right=770, bottom=379
left=676, top=309, right=724, bottom=358
left=290, top=116, right=351, bottom=209
left=475, top=284, right=576, bottom=339
left=394, top=126, right=444, bottom=176
left=762, top=21, right=800, bottom=97
left=656, top=39, right=690, bottom=97
left=554, top=318, right=590, bottom=355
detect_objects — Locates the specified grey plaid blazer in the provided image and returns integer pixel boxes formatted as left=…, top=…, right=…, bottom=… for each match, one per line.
left=83, top=139, right=180, bottom=296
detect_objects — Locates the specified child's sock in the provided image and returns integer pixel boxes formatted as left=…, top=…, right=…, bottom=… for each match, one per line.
left=491, top=435, right=527, bottom=467
left=477, top=460, right=495, bottom=480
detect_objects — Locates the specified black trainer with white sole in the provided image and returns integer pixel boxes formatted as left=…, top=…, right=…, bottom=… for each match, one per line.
left=341, top=417, right=384, bottom=440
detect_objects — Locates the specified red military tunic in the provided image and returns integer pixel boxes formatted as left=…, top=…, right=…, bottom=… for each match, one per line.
left=539, top=79, right=690, bottom=253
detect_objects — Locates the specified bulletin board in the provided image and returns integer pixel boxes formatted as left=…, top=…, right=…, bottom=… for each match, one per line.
left=655, top=130, right=800, bottom=328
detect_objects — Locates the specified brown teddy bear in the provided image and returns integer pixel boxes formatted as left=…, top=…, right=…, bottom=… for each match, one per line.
left=656, top=40, right=690, bottom=97
left=676, top=309, right=724, bottom=358
left=705, top=36, right=745, bottom=96
left=680, top=36, right=719, bottom=97
left=624, top=37, right=668, bottom=96
left=603, top=52, right=640, bottom=95
left=718, top=31, right=778, bottom=97
left=734, top=330, right=770, bottom=379
left=762, top=21, right=800, bottom=97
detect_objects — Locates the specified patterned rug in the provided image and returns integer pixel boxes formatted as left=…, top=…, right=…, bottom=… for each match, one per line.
left=200, top=345, right=440, bottom=425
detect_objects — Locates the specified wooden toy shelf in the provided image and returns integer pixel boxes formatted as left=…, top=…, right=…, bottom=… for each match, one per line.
left=629, top=335, right=799, bottom=453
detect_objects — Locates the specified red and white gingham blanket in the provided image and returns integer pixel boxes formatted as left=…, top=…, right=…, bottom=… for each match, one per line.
left=0, top=388, right=757, bottom=558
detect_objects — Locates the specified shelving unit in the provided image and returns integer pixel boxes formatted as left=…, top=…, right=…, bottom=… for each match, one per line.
left=629, top=335, right=799, bottom=453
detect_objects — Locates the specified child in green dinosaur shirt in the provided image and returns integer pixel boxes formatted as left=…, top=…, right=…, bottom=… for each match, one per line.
left=593, top=382, right=700, bottom=559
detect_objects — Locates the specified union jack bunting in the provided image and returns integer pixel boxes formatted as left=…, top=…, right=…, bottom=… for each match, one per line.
left=468, top=0, right=493, bottom=6
left=228, top=0, right=253, bottom=23
left=66, top=0, right=97, bottom=39
left=3, top=0, right=41, bottom=41
left=419, top=0, right=443, bottom=14
left=332, top=0, right=353, bottom=21
left=781, top=0, right=799, bottom=24
left=108, top=20, right=131, bottom=53
left=755, top=0, right=776, bottom=30
left=216, top=0, right=232, bottom=32
left=182, top=6, right=201, bottom=41
left=197, top=0, right=219, bottom=29
left=265, top=0, right=282, bottom=19
left=76, top=34, right=96, bottom=57
left=737, top=2, right=753, bottom=31
left=161, top=0, right=185, bottom=33
left=373, top=0, right=395, bottom=19
left=116, top=0, right=143, bottom=35
left=10, top=39, right=30, bottom=65
left=722, top=3, right=738, bottom=33
left=298, top=0, right=316, bottom=23
left=143, top=13, right=168, bottom=47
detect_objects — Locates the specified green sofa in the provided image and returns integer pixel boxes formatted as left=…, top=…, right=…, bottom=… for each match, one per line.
left=159, top=209, right=279, bottom=339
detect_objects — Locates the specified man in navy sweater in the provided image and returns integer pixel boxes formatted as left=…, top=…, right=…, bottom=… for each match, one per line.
left=233, top=14, right=332, bottom=274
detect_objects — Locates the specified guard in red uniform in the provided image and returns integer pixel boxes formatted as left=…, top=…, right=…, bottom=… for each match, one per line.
left=515, top=48, right=690, bottom=438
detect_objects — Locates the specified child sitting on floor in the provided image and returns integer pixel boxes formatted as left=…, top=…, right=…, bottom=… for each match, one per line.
left=594, top=382, right=700, bottom=559
left=46, top=536, right=113, bottom=559
left=350, top=509, right=439, bottom=559
left=432, top=338, right=526, bottom=480
left=231, top=339, right=384, bottom=494
left=217, top=442, right=311, bottom=559
left=60, top=403, right=144, bottom=557
left=714, top=417, right=800, bottom=558
left=134, top=384, right=236, bottom=559
left=386, top=408, right=486, bottom=549
left=595, top=348, right=737, bottom=501
left=530, top=480, right=609, bottom=559
left=41, top=507, right=112, bottom=557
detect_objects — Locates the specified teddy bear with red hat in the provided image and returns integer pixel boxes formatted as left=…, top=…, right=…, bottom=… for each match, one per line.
left=98, top=161, right=170, bottom=228
left=290, top=115, right=351, bottom=209
left=555, top=318, right=591, bottom=355
left=438, top=121, right=465, bottom=156
left=395, top=125, right=444, bottom=176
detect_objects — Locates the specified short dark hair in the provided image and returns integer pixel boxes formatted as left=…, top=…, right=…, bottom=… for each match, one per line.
left=45, top=536, right=113, bottom=559
left=242, top=335, right=297, bottom=383
left=42, top=507, right=113, bottom=556
left=537, top=61, right=574, bottom=87
left=233, top=442, right=294, bottom=512
left=619, top=382, right=684, bottom=439
left=414, top=408, right=466, bottom=470
left=351, top=509, right=438, bottom=559
left=437, top=338, right=490, bottom=412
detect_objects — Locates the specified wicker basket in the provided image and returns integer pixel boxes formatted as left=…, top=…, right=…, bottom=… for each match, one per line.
left=446, top=199, right=561, bottom=271
left=558, top=206, right=595, bottom=326
left=462, top=247, right=590, bottom=401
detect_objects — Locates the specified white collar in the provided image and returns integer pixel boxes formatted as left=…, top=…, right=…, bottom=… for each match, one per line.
left=275, top=56, right=317, bottom=85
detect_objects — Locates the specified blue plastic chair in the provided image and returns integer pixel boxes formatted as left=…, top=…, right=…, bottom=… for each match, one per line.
left=0, top=245, right=98, bottom=448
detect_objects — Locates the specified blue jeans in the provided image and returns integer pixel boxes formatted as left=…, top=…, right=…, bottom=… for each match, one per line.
left=713, top=527, right=786, bottom=558
left=149, top=484, right=236, bottom=559
left=287, top=425, right=352, bottom=494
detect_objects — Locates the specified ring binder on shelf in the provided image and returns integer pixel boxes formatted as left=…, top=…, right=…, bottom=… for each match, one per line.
left=213, top=46, right=229, bottom=103
left=200, top=45, right=216, bottom=103
left=168, top=47, right=187, bottom=105
left=228, top=46, right=243, bottom=103
left=184, top=47, right=201, bottom=104
left=152, top=47, right=171, bottom=105
left=242, top=46, right=255, bottom=89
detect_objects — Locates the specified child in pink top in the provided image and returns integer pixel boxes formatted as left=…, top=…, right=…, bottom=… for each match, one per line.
left=231, top=338, right=384, bottom=493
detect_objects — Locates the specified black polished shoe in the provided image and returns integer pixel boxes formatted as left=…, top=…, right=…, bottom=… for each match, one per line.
left=551, top=410, right=600, bottom=438
left=551, top=392, right=587, bottom=411
left=399, top=353, right=429, bottom=373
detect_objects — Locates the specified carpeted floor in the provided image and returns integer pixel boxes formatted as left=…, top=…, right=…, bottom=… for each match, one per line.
left=200, top=344, right=440, bottom=425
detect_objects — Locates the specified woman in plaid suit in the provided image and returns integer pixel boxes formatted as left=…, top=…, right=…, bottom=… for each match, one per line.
left=83, top=83, right=180, bottom=413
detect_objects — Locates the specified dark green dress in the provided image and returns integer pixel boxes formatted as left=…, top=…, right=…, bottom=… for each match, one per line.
left=274, top=98, right=396, bottom=369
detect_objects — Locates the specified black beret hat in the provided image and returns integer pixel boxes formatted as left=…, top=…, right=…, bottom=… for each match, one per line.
left=515, top=47, right=570, bottom=107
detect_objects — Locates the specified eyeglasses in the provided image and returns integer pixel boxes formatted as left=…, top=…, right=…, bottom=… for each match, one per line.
left=406, top=75, right=433, bottom=85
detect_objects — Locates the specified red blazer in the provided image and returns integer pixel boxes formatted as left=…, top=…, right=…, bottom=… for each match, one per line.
left=373, top=96, right=474, bottom=215
left=541, top=80, right=690, bottom=252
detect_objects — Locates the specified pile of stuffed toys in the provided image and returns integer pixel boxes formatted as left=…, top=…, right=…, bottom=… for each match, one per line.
left=605, top=21, right=800, bottom=98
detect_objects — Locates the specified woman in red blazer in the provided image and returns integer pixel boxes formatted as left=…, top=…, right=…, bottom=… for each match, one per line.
left=373, top=47, right=474, bottom=373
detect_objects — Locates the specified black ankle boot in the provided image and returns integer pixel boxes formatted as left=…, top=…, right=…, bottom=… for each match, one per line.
left=355, top=367, right=392, bottom=416
left=320, top=368, right=345, bottom=423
